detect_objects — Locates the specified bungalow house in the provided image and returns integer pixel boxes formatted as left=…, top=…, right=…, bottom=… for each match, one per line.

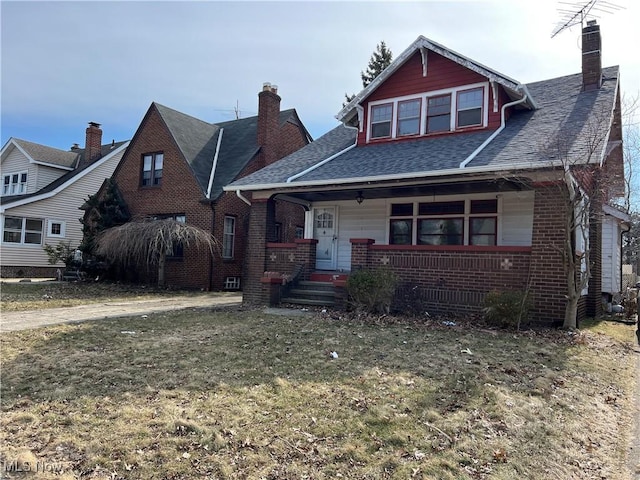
left=0, top=123, right=129, bottom=277
left=225, top=22, right=626, bottom=326
left=109, top=84, right=311, bottom=290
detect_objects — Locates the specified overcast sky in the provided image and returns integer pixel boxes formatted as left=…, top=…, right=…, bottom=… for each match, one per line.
left=1, top=0, right=639, bottom=151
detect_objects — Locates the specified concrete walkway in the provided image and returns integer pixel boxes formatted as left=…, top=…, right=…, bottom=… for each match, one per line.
left=0, top=294, right=242, bottom=333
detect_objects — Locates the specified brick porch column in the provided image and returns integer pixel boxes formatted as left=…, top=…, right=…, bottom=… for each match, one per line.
left=528, top=185, right=569, bottom=326
left=244, top=198, right=275, bottom=305
left=350, top=238, right=375, bottom=271
left=294, top=238, right=318, bottom=281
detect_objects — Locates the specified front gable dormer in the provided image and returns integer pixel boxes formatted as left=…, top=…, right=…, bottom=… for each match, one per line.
left=337, top=36, right=537, bottom=146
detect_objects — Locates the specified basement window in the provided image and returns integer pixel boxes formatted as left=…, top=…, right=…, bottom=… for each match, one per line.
left=224, top=276, right=241, bottom=290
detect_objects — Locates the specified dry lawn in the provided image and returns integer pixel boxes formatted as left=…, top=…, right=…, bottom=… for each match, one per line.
left=0, top=308, right=637, bottom=479
left=0, top=281, right=198, bottom=312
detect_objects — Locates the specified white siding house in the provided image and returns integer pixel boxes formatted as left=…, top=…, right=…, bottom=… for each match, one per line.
left=601, top=204, right=630, bottom=296
left=1, top=131, right=129, bottom=276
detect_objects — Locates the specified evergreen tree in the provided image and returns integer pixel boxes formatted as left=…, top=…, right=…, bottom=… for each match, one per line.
left=343, top=41, right=393, bottom=107
left=360, top=41, right=393, bottom=88
left=79, top=178, right=130, bottom=255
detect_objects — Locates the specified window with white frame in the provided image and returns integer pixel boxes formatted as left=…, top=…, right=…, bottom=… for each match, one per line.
left=367, top=82, right=487, bottom=141
left=47, top=220, right=66, bottom=238
left=2, top=171, right=27, bottom=195
left=456, top=87, right=483, bottom=127
left=224, top=276, right=241, bottom=290
left=370, top=103, right=393, bottom=139
left=389, top=198, right=498, bottom=246
left=2, top=216, right=43, bottom=245
left=397, top=99, right=421, bottom=136
left=141, top=152, right=163, bottom=186
left=222, top=216, right=235, bottom=259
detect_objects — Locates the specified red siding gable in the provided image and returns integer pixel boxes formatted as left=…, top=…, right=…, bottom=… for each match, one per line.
left=358, top=51, right=505, bottom=145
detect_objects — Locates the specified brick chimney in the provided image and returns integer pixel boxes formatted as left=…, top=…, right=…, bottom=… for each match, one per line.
left=84, top=121, right=103, bottom=165
left=582, top=20, right=602, bottom=91
left=257, top=82, right=281, bottom=167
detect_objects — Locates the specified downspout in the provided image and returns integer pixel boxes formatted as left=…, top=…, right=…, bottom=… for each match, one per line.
left=286, top=124, right=359, bottom=183
left=206, top=128, right=224, bottom=199
left=620, top=221, right=630, bottom=294
left=459, top=92, right=529, bottom=168
left=236, top=189, right=251, bottom=206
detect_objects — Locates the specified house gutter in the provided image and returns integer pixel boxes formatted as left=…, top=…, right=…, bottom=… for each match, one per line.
left=459, top=92, right=529, bottom=169
left=236, top=189, right=251, bottom=206
left=206, top=128, right=224, bottom=199
left=286, top=124, right=359, bottom=183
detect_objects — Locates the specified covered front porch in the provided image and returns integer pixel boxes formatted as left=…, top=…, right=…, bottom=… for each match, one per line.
left=244, top=175, right=572, bottom=325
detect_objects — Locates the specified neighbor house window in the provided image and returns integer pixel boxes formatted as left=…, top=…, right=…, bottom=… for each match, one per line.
left=2, top=216, right=43, bottom=245
left=141, top=152, right=163, bottom=186
left=2, top=171, right=27, bottom=195
left=426, top=95, right=451, bottom=133
left=223, top=216, right=235, bottom=259
left=397, top=99, right=421, bottom=136
left=295, top=226, right=304, bottom=239
left=457, top=87, right=483, bottom=127
left=370, top=103, right=393, bottom=139
left=47, top=220, right=66, bottom=238
left=389, top=198, right=498, bottom=246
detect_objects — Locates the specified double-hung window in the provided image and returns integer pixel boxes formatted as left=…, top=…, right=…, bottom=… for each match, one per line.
left=223, top=216, right=236, bottom=259
left=2, top=216, right=43, bottom=245
left=2, top=172, right=27, bottom=195
left=389, top=203, right=414, bottom=245
left=468, top=199, right=497, bottom=245
left=370, top=103, right=393, bottom=139
left=457, top=87, right=483, bottom=128
left=426, top=95, right=451, bottom=133
left=397, top=99, right=421, bottom=136
left=142, top=152, right=163, bottom=186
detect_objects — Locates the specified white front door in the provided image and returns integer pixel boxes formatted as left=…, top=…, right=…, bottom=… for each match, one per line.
left=313, top=206, right=338, bottom=270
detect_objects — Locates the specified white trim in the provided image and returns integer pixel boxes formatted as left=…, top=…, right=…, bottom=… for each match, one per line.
left=0, top=141, right=129, bottom=213
left=366, top=82, right=489, bottom=142
left=1, top=170, right=28, bottom=196
left=206, top=128, right=224, bottom=199
left=0, top=139, right=76, bottom=171
left=32, top=160, right=74, bottom=171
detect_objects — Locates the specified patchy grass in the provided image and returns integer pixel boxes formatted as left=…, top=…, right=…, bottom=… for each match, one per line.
left=0, top=310, right=637, bottom=479
left=0, top=281, right=200, bottom=312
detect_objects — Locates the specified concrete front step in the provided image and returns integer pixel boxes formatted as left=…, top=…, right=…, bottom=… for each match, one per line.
left=283, top=280, right=337, bottom=307
left=281, top=297, right=336, bottom=307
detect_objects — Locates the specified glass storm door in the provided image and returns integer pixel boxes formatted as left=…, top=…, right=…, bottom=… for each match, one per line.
left=313, top=207, right=337, bottom=270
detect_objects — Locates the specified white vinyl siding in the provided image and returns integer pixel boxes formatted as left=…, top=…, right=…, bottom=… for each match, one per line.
left=601, top=215, right=622, bottom=294
left=312, top=192, right=534, bottom=272
left=2, top=148, right=37, bottom=194
left=35, top=164, right=67, bottom=191
left=0, top=147, right=126, bottom=268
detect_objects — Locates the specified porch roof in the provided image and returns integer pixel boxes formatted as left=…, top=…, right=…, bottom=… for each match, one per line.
left=226, top=67, right=619, bottom=193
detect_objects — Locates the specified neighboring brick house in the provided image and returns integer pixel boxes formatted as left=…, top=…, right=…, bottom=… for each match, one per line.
left=0, top=123, right=129, bottom=277
left=226, top=23, right=627, bottom=326
left=110, top=84, right=311, bottom=290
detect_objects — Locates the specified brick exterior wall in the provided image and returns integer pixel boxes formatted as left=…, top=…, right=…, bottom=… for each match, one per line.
left=1, top=266, right=60, bottom=278
left=113, top=107, right=214, bottom=290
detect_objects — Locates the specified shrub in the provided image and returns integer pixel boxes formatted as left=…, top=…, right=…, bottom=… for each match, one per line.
left=43, top=242, right=75, bottom=268
left=346, top=268, right=397, bottom=314
left=482, top=290, right=531, bottom=330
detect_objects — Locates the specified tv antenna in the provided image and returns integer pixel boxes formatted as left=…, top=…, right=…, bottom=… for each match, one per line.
left=551, top=0, right=624, bottom=38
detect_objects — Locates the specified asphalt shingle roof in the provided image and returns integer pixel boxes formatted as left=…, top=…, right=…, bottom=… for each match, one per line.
left=228, top=66, right=619, bottom=189
left=154, top=103, right=301, bottom=199
left=12, top=139, right=79, bottom=168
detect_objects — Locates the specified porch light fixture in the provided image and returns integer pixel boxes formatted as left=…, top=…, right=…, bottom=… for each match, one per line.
left=356, top=191, right=364, bottom=204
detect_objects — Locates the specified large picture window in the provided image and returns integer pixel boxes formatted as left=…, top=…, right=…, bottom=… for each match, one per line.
left=2, top=216, right=43, bottom=245
left=142, top=152, right=163, bottom=186
left=388, top=198, right=498, bottom=246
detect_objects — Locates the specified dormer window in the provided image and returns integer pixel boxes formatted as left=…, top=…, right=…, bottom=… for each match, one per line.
left=370, top=103, right=392, bottom=139
left=457, top=87, right=483, bottom=127
left=2, top=171, right=27, bottom=195
left=366, top=82, right=488, bottom=142
left=426, top=95, right=451, bottom=133
left=397, top=99, right=421, bottom=136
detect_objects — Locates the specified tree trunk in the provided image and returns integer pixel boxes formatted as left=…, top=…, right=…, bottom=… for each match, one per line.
left=563, top=295, right=578, bottom=329
left=158, top=252, right=166, bottom=288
